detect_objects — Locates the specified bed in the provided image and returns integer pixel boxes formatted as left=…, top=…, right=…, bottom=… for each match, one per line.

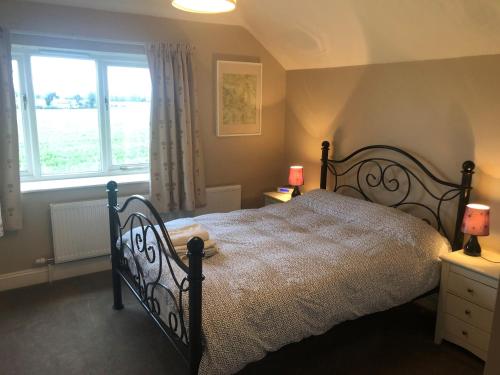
left=106, top=141, right=475, bottom=375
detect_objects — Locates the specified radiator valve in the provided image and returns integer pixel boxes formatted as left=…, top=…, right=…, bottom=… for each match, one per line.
left=34, top=257, right=54, bottom=266
left=34, top=257, right=47, bottom=265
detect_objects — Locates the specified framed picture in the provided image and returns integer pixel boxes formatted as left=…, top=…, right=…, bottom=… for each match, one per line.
left=216, top=60, right=262, bottom=137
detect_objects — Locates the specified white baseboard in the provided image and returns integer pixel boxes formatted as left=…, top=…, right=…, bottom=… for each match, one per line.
left=0, top=256, right=111, bottom=292
left=0, top=268, right=49, bottom=292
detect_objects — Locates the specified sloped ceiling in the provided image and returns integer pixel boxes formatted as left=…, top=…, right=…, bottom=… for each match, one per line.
left=18, top=0, right=500, bottom=70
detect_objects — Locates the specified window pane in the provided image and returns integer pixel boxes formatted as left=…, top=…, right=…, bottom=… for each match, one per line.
left=31, top=56, right=100, bottom=176
left=11, top=60, right=28, bottom=173
left=108, top=66, right=151, bottom=166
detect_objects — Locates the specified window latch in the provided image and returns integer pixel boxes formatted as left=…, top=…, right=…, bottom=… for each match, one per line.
left=104, top=97, right=109, bottom=111
left=22, top=94, right=28, bottom=110
left=119, top=165, right=136, bottom=171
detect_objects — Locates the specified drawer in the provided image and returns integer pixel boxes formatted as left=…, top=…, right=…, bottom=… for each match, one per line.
left=445, top=293, right=494, bottom=332
left=444, top=314, right=491, bottom=352
left=448, top=272, right=497, bottom=310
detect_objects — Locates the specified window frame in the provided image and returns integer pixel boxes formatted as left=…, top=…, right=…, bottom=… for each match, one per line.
left=12, top=45, right=151, bottom=182
left=11, top=55, right=35, bottom=178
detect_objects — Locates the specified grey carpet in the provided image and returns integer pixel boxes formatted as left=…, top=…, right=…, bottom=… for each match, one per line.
left=0, top=271, right=484, bottom=375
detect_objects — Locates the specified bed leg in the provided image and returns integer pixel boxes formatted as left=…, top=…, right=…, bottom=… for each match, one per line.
left=107, top=181, right=124, bottom=310
left=187, top=236, right=204, bottom=375
left=111, top=258, right=123, bottom=310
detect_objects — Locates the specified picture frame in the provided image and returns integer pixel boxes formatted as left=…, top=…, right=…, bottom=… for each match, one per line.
left=216, top=60, right=262, bottom=137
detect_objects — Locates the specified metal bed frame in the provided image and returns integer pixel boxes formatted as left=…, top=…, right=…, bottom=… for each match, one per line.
left=107, top=141, right=474, bottom=374
left=320, top=141, right=474, bottom=250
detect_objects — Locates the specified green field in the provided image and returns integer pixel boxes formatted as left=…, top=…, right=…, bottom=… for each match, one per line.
left=29, top=103, right=149, bottom=175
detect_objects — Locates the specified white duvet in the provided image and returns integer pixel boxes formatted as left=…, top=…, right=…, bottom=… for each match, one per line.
left=121, top=189, right=450, bottom=374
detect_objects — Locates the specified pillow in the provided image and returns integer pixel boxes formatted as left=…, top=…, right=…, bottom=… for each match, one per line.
left=292, top=189, right=451, bottom=256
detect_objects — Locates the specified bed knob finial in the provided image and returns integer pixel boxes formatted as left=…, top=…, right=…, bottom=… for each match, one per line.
left=322, top=141, right=330, bottom=149
left=187, top=236, right=205, bottom=257
left=462, top=161, right=475, bottom=173
left=106, top=180, right=118, bottom=191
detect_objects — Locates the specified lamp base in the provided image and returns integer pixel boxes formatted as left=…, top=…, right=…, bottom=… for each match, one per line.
left=464, top=235, right=481, bottom=257
left=291, top=186, right=301, bottom=197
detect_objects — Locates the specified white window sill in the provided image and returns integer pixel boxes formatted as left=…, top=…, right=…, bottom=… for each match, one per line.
left=21, top=173, right=149, bottom=193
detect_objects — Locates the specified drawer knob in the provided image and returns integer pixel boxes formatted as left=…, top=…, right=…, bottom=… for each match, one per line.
left=466, top=288, right=474, bottom=294
left=464, top=309, right=471, bottom=316
left=462, top=330, right=468, bottom=337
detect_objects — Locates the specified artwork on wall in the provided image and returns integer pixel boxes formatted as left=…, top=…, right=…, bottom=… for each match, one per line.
left=216, top=60, right=262, bottom=137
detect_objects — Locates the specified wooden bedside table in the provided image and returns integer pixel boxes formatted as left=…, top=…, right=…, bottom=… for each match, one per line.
left=435, top=249, right=500, bottom=360
left=263, top=191, right=292, bottom=206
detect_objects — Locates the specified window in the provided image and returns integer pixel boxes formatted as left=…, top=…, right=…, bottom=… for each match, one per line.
left=107, top=66, right=151, bottom=167
left=12, top=46, right=151, bottom=182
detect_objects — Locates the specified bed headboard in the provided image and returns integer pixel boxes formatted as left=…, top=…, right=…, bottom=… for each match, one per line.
left=319, top=141, right=474, bottom=250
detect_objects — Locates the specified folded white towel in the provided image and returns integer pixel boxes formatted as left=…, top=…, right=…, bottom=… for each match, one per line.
left=162, top=218, right=217, bottom=259
left=173, top=239, right=215, bottom=253
left=166, top=223, right=209, bottom=247
left=177, top=240, right=219, bottom=260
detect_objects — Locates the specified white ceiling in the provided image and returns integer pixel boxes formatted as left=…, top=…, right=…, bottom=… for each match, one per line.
left=20, top=0, right=500, bottom=70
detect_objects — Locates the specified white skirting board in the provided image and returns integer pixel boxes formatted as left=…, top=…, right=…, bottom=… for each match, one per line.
left=0, top=256, right=111, bottom=292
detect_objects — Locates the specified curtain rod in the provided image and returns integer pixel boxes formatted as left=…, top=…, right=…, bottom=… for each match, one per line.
left=10, top=29, right=146, bottom=47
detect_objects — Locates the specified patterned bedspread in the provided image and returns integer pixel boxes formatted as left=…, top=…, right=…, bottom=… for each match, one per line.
left=122, top=189, right=450, bottom=374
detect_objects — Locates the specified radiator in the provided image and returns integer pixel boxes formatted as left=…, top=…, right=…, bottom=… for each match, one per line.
left=50, top=185, right=241, bottom=264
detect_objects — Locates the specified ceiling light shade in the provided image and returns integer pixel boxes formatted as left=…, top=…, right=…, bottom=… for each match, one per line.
left=172, top=0, right=236, bottom=14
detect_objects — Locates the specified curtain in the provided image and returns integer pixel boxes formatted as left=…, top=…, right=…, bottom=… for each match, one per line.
left=0, top=27, right=22, bottom=236
left=147, top=43, right=206, bottom=213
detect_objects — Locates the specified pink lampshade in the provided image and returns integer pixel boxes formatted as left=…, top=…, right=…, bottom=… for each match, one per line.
left=461, top=203, right=490, bottom=236
left=288, top=166, right=304, bottom=186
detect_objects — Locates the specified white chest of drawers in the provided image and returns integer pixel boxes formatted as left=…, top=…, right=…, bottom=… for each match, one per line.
left=435, top=250, right=500, bottom=360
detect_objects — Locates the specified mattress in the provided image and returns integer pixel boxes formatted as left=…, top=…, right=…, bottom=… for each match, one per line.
left=121, top=189, right=450, bottom=374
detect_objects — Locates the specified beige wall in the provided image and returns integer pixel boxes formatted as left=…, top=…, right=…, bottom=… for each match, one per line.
left=0, top=1, right=286, bottom=274
left=286, top=55, right=500, bottom=252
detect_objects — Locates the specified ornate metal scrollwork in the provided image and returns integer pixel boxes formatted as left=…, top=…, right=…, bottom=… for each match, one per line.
left=107, top=181, right=204, bottom=373
left=321, top=143, right=474, bottom=247
left=114, top=197, right=191, bottom=345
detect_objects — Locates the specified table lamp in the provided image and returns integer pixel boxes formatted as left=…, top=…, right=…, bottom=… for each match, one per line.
left=461, top=203, right=490, bottom=256
left=289, top=166, right=304, bottom=197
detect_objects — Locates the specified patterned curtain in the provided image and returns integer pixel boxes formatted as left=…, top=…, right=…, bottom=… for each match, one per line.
left=0, top=27, right=23, bottom=236
left=147, top=43, right=206, bottom=212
